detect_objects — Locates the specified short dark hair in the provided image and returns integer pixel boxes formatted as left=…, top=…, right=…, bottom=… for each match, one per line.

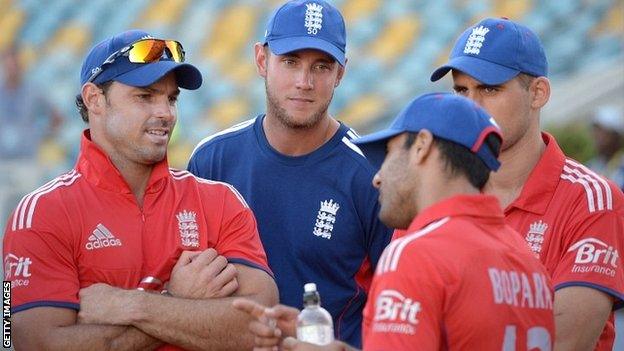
left=516, top=73, right=536, bottom=90
left=75, top=81, right=113, bottom=123
left=403, top=132, right=501, bottom=189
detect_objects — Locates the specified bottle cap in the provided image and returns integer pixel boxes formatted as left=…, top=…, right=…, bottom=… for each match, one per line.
left=304, top=283, right=317, bottom=293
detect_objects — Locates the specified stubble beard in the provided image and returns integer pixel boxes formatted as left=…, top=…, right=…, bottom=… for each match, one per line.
left=379, top=191, right=414, bottom=230
left=104, top=107, right=171, bottom=167
left=378, top=155, right=417, bottom=230
left=139, top=119, right=172, bottom=164
left=265, top=81, right=333, bottom=130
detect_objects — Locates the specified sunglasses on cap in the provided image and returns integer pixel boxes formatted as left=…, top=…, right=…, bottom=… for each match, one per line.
left=86, top=38, right=186, bottom=83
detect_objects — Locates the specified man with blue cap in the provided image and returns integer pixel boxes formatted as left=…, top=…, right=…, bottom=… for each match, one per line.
left=188, top=0, right=392, bottom=347
left=234, top=93, right=554, bottom=351
left=3, top=29, right=277, bottom=350
left=431, top=18, right=624, bottom=351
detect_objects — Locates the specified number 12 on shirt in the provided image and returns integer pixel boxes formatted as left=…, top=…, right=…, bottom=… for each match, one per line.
left=502, top=325, right=551, bottom=351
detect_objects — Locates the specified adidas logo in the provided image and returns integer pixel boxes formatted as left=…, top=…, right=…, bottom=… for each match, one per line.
left=86, top=224, right=122, bottom=250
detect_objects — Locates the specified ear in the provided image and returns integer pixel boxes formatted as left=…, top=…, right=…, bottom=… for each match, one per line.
left=254, top=43, right=268, bottom=78
left=81, top=82, right=107, bottom=118
left=409, top=129, right=435, bottom=164
left=334, top=58, right=347, bottom=87
left=530, top=76, right=550, bottom=109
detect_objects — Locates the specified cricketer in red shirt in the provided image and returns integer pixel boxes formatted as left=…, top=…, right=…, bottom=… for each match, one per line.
left=3, top=131, right=273, bottom=351
left=3, top=29, right=278, bottom=351
left=3, top=131, right=271, bottom=311
left=362, top=195, right=555, bottom=350
left=385, top=134, right=624, bottom=350
left=429, top=17, right=623, bottom=350
left=505, top=132, right=624, bottom=351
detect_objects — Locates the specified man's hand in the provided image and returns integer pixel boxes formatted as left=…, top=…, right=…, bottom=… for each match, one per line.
left=78, top=283, right=136, bottom=326
left=281, top=337, right=355, bottom=351
left=168, top=248, right=239, bottom=299
left=232, top=298, right=299, bottom=350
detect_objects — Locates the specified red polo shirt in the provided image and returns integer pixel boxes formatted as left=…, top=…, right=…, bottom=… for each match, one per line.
left=3, top=131, right=270, bottom=349
left=363, top=195, right=554, bottom=350
left=505, top=133, right=624, bottom=351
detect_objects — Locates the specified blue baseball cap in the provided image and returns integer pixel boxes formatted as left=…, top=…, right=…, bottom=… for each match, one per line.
left=80, top=29, right=202, bottom=89
left=430, top=18, right=547, bottom=85
left=263, top=0, right=346, bottom=66
left=353, top=93, right=503, bottom=171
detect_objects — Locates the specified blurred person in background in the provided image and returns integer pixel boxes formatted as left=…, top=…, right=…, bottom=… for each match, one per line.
left=431, top=17, right=624, bottom=351
left=0, top=45, right=64, bottom=231
left=188, top=0, right=392, bottom=347
left=3, top=30, right=277, bottom=350
left=587, top=105, right=624, bottom=191
left=586, top=106, right=624, bottom=351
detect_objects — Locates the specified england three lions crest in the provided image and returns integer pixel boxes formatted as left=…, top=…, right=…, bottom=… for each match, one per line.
left=525, top=220, right=548, bottom=257
left=313, top=199, right=339, bottom=239
left=464, top=25, right=490, bottom=55
left=177, top=210, right=199, bottom=247
left=304, top=3, right=323, bottom=35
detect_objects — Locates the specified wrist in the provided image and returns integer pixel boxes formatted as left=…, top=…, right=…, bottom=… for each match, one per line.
left=121, top=289, right=150, bottom=326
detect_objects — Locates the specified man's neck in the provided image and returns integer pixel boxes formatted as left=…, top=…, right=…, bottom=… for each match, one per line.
left=484, top=128, right=546, bottom=209
left=417, top=174, right=480, bottom=215
left=262, top=114, right=340, bottom=156
left=107, top=154, right=153, bottom=208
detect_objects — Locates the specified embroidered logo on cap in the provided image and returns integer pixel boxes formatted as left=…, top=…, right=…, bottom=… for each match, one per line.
left=464, top=25, right=490, bottom=55
left=304, top=3, right=324, bottom=35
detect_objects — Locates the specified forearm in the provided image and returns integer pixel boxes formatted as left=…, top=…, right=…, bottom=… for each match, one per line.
left=79, top=265, right=278, bottom=350
left=125, top=265, right=278, bottom=350
left=128, top=293, right=266, bottom=350
left=109, top=326, right=162, bottom=351
left=14, top=323, right=160, bottom=351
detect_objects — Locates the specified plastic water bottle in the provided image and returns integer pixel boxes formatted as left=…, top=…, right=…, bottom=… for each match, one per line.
left=296, top=283, right=335, bottom=345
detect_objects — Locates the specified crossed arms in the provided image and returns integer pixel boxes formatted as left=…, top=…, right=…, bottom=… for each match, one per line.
left=11, top=249, right=278, bottom=351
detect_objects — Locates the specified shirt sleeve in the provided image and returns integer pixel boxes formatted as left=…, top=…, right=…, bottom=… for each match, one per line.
left=213, top=184, right=273, bottom=277
left=3, top=199, right=80, bottom=313
left=364, top=246, right=444, bottom=350
left=552, top=202, right=624, bottom=308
